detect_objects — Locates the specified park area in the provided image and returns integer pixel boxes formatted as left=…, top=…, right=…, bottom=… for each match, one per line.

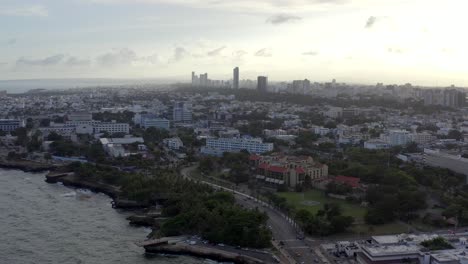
left=278, top=189, right=409, bottom=236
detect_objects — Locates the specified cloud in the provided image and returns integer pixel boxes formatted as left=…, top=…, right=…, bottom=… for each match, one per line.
left=96, top=48, right=138, bottom=67
left=87, top=0, right=351, bottom=13
left=254, top=48, right=272, bottom=57
left=6, top=38, right=17, bottom=45
left=387, top=47, right=404, bottom=54
left=207, top=46, right=226, bottom=56
left=170, top=47, right=189, bottom=62
left=302, top=51, right=319, bottom=56
left=16, top=54, right=65, bottom=66
left=266, top=14, right=302, bottom=25
left=66, top=57, right=91, bottom=67
left=365, top=16, right=377, bottom=28
left=0, top=5, right=48, bottom=17
left=233, top=50, right=248, bottom=58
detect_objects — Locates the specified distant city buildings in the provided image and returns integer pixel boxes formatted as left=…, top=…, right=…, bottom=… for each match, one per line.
left=422, top=87, right=466, bottom=108
left=290, top=79, right=311, bottom=94
left=233, top=67, right=239, bottom=89
left=257, top=76, right=268, bottom=93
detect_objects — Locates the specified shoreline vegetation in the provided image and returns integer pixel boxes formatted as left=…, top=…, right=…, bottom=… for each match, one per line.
left=1, top=160, right=276, bottom=264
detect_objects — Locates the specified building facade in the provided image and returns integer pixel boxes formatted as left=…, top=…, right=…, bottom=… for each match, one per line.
left=257, top=76, right=268, bottom=93
left=173, top=102, right=192, bottom=123
left=0, top=119, right=24, bottom=132
left=201, top=137, right=273, bottom=156
left=233, top=67, right=239, bottom=89
left=250, top=154, right=329, bottom=188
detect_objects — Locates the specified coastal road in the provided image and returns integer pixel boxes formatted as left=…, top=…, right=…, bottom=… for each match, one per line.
left=181, top=165, right=325, bottom=264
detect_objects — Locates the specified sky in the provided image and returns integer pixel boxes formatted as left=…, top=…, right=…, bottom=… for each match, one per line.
left=1, top=0, right=467, bottom=86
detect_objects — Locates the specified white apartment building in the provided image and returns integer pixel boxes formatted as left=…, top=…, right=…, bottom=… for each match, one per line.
left=364, top=140, right=391, bottom=150
left=163, top=137, right=184, bottom=150
left=0, top=119, right=24, bottom=132
left=409, top=133, right=436, bottom=145
left=389, top=130, right=411, bottom=146
left=263, top=129, right=287, bottom=137
left=173, top=102, right=192, bottom=123
left=140, top=115, right=170, bottom=130
left=95, top=122, right=129, bottom=134
left=40, top=121, right=129, bottom=136
left=201, top=137, right=274, bottom=156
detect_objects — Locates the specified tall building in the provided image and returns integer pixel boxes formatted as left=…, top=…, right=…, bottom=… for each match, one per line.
left=423, top=88, right=466, bottom=108
left=191, top=72, right=198, bottom=86
left=233, top=67, right=239, bottom=89
left=257, top=76, right=268, bottom=93
left=291, top=79, right=311, bottom=94
left=200, top=73, right=209, bottom=87
left=172, top=102, right=192, bottom=123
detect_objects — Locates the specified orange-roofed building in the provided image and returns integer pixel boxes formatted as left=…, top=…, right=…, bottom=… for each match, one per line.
left=251, top=153, right=329, bottom=188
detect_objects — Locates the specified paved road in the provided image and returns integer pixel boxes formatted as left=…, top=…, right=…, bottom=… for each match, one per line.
left=181, top=165, right=327, bottom=264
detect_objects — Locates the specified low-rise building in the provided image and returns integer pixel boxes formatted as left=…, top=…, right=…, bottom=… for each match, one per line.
left=99, top=137, right=145, bottom=157
left=201, top=137, right=273, bottom=156
left=0, top=119, right=24, bottom=132
left=251, top=154, right=328, bottom=188
left=163, top=137, right=184, bottom=150
left=137, top=114, right=170, bottom=130
left=364, top=140, right=391, bottom=150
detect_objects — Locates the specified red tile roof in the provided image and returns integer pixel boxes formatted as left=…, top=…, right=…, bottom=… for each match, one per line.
left=295, top=167, right=305, bottom=174
left=249, top=155, right=262, bottom=161
left=334, top=176, right=360, bottom=188
left=258, top=162, right=269, bottom=169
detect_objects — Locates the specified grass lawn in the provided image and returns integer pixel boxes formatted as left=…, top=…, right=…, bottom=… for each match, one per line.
left=278, top=189, right=366, bottom=220
left=278, top=189, right=410, bottom=237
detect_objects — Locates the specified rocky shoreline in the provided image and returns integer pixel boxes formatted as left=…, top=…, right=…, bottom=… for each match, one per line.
left=144, top=243, right=266, bottom=264
left=0, top=159, right=56, bottom=173
left=0, top=165, right=275, bottom=264
left=45, top=172, right=151, bottom=209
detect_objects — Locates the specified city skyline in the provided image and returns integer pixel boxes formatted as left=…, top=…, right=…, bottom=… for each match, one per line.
left=1, top=0, right=468, bottom=86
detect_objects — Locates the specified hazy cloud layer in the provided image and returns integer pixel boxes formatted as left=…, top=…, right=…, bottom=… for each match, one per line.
left=266, top=14, right=302, bottom=25
left=171, top=47, right=189, bottom=62
left=87, top=0, right=352, bottom=13
left=66, top=57, right=92, bottom=67
left=96, top=48, right=138, bottom=67
left=387, top=47, right=404, bottom=54
left=6, top=38, right=17, bottom=45
left=16, top=54, right=65, bottom=66
left=0, top=5, right=48, bottom=17
left=254, top=48, right=272, bottom=57
left=207, top=46, right=226, bottom=56
left=365, top=16, right=377, bottom=28
left=302, top=51, right=319, bottom=56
